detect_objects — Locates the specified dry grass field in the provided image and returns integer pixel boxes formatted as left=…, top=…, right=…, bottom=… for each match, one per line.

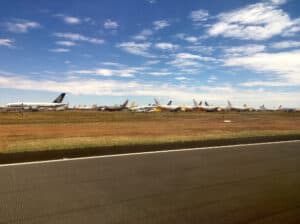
left=0, top=111, right=300, bottom=154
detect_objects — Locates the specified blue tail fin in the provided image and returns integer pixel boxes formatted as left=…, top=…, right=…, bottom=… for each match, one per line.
left=53, top=93, right=66, bottom=103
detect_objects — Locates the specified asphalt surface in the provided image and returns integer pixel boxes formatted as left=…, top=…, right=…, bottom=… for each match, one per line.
left=1, top=141, right=300, bottom=224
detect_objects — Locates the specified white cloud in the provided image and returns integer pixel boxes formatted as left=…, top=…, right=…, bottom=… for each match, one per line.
left=101, top=62, right=124, bottom=67
left=133, top=29, right=153, bottom=40
left=104, top=19, right=119, bottom=29
left=168, top=53, right=216, bottom=68
left=56, top=41, right=76, bottom=46
left=271, top=41, right=300, bottom=49
left=83, top=17, right=93, bottom=23
left=177, top=53, right=216, bottom=61
left=240, top=81, right=295, bottom=87
left=207, top=1, right=300, bottom=40
left=146, top=0, right=156, bottom=3
left=72, top=66, right=148, bottom=78
left=54, top=14, right=96, bottom=25
left=0, top=74, right=137, bottom=96
left=49, top=48, right=70, bottom=53
left=53, top=32, right=104, bottom=44
left=224, top=50, right=300, bottom=86
left=155, top=42, right=178, bottom=50
left=64, top=16, right=81, bottom=24
left=176, top=33, right=199, bottom=43
left=208, top=75, right=217, bottom=83
left=0, top=39, right=14, bottom=47
left=270, top=0, right=287, bottom=5
left=147, top=71, right=171, bottom=76
left=168, top=59, right=200, bottom=68
left=94, top=69, right=115, bottom=76
left=54, top=14, right=82, bottom=24
left=153, top=20, right=170, bottom=30
left=223, top=44, right=266, bottom=56
left=176, top=53, right=202, bottom=60
left=186, top=45, right=214, bottom=54
left=184, top=36, right=198, bottom=43
left=4, top=19, right=41, bottom=33
left=175, top=76, right=188, bottom=81
left=117, top=42, right=154, bottom=57
left=283, top=18, right=300, bottom=36
left=145, top=60, right=160, bottom=65
left=189, top=9, right=209, bottom=23
left=133, top=21, right=169, bottom=41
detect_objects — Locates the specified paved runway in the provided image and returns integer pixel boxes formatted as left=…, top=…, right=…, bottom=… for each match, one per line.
left=1, top=141, right=300, bottom=224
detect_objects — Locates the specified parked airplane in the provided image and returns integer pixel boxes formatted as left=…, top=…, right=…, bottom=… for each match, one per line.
left=258, top=104, right=267, bottom=112
left=277, top=105, right=297, bottom=112
left=198, top=101, right=219, bottom=112
left=154, top=99, right=181, bottom=112
left=189, top=99, right=205, bottom=112
left=215, top=101, right=232, bottom=112
left=226, top=101, right=254, bottom=112
left=6, top=93, right=67, bottom=111
left=179, top=102, right=194, bottom=112
left=128, top=102, right=157, bottom=112
left=74, top=104, right=97, bottom=110
left=258, top=104, right=276, bottom=112
left=99, top=99, right=129, bottom=111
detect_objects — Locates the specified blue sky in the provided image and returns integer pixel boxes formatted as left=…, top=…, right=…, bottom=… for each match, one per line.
left=0, top=0, right=300, bottom=107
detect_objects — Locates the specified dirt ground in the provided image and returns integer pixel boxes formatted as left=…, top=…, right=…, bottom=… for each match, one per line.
left=0, top=111, right=300, bottom=152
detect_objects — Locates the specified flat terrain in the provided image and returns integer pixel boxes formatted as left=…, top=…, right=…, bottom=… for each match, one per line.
left=1, top=141, right=300, bottom=223
left=0, top=111, right=300, bottom=154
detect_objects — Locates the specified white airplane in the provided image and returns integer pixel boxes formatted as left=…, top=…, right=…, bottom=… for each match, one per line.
left=258, top=104, right=267, bottom=111
left=197, top=100, right=219, bottom=112
left=179, top=102, right=194, bottom=112
left=225, top=101, right=254, bottom=112
left=188, top=99, right=205, bottom=112
left=258, top=104, right=276, bottom=112
left=277, top=105, right=297, bottom=112
left=7, top=93, right=67, bottom=111
left=74, top=104, right=97, bottom=110
left=128, top=102, right=157, bottom=112
left=154, top=99, right=181, bottom=112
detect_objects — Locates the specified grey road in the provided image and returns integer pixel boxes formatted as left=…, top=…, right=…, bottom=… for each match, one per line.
left=1, top=141, right=300, bottom=224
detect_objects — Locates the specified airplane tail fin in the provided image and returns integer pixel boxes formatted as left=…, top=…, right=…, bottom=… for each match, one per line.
left=227, top=100, right=232, bottom=108
left=53, top=93, right=66, bottom=103
left=193, top=99, right=198, bottom=107
left=122, top=99, right=129, bottom=108
left=129, top=101, right=137, bottom=108
left=205, top=101, right=209, bottom=106
left=154, top=98, right=160, bottom=106
left=167, top=100, right=172, bottom=105
left=199, top=101, right=202, bottom=106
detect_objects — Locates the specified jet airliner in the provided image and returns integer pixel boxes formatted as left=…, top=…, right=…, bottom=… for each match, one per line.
left=7, top=93, right=67, bottom=111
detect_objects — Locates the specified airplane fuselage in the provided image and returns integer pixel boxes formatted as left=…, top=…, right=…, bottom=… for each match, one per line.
left=7, top=102, right=67, bottom=109
left=157, top=105, right=181, bottom=112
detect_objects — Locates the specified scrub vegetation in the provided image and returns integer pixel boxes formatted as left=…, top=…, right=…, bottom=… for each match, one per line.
left=0, top=111, right=300, bottom=154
